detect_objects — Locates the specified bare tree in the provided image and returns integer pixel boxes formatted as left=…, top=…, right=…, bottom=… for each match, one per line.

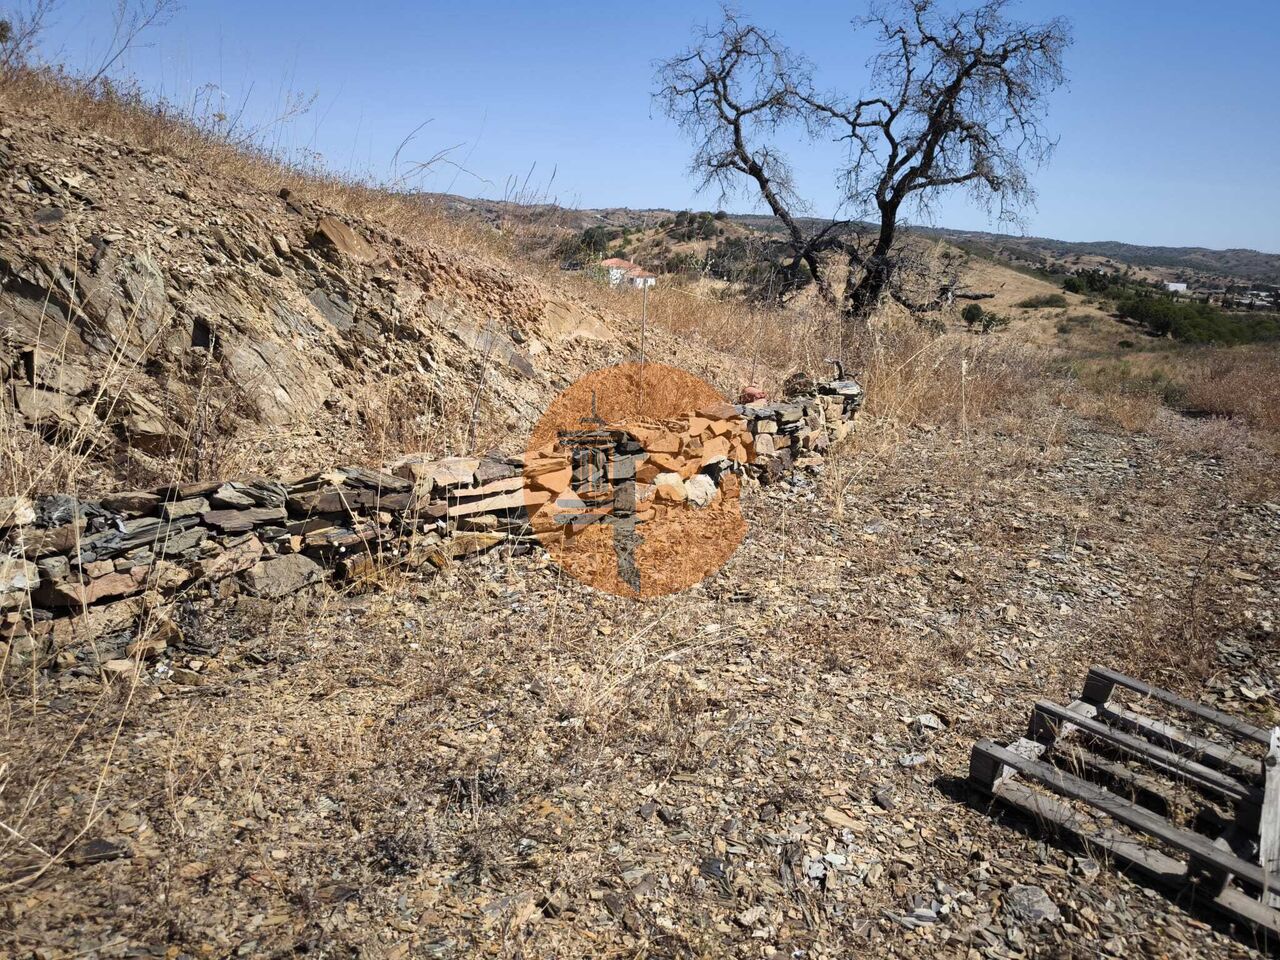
left=657, top=1, right=1071, bottom=328
left=0, top=0, right=60, bottom=79
left=87, top=0, right=180, bottom=87
left=655, top=13, right=847, bottom=304
left=0, top=0, right=179, bottom=85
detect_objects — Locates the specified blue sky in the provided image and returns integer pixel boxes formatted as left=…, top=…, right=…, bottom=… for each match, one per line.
left=31, top=0, right=1280, bottom=251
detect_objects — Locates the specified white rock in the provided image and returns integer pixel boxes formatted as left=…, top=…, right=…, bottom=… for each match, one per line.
left=685, top=474, right=717, bottom=508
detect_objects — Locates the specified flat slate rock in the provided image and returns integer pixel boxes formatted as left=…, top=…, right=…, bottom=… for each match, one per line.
left=203, top=506, right=288, bottom=532
left=241, top=553, right=324, bottom=598
left=1003, top=884, right=1062, bottom=926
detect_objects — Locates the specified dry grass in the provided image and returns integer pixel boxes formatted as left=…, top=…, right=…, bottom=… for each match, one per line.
left=855, top=323, right=1045, bottom=427
left=1121, top=584, right=1223, bottom=684
left=1057, top=382, right=1162, bottom=433
left=1176, top=347, right=1280, bottom=432
left=1065, top=343, right=1280, bottom=440
left=0, top=68, right=508, bottom=262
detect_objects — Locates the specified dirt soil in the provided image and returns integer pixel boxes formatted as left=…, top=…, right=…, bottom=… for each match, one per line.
left=4, top=407, right=1278, bottom=959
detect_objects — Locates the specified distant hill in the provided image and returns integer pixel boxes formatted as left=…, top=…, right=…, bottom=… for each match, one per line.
left=725, top=214, right=1280, bottom=287
left=422, top=195, right=1280, bottom=287
left=909, top=229, right=1280, bottom=287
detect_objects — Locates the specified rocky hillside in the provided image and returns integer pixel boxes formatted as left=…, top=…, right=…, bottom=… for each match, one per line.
left=930, top=231, right=1280, bottom=287
left=0, top=107, right=751, bottom=491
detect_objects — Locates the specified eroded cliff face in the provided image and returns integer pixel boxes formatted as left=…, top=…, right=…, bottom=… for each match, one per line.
left=0, top=108, right=636, bottom=487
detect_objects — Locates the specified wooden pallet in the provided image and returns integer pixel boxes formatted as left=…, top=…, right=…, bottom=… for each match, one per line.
left=969, top=665, right=1280, bottom=939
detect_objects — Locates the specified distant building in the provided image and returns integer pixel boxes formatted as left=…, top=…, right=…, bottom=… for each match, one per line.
left=600, top=257, right=657, bottom=289
left=1163, top=282, right=1188, bottom=293
left=626, top=268, right=657, bottom=289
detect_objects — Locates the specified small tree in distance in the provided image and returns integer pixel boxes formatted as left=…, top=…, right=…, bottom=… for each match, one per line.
left=656, top=1, right=1072, bottom=333
left=963, top=302, right=1010, bottom=334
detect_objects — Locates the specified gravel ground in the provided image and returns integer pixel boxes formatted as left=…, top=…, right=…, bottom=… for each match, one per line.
left=3, top=410, right=1278, bottom=959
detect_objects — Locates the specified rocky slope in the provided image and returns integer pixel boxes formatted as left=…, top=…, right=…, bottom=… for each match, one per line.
left=5, top=407, right=1277, bottom=958
left=0, top=107, right=735, bottom=490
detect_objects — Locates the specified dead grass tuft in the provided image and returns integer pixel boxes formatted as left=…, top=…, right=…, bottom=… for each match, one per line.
left=1058, top=382, right=1162, bottom=434
left=854, top=323, right=1043, bottom=428
left=1097, top=555, right=1241, bottom=688
left=1176, top=347, right=1280, bottom=432
left=1068, top=345, right=1280, bottom=438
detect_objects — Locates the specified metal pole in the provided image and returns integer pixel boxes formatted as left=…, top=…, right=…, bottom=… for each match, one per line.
left=639, top=282, right=648, bottom=412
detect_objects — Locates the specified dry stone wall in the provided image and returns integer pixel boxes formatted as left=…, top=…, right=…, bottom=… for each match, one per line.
left=0, top=380, right=862, bottom=667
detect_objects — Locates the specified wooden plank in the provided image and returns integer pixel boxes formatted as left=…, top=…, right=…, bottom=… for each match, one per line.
left=1197, top=824, right=1259, bottom=897
left=993, top=779, right=1280, bottom=937
left=1024, top=696, right=1097, bottom=744
left=1261, top=729, right=1280, bottom=908
left=1030, top=701, right=1261, bottom=808
left=1053, top=742, right=1189, bottom=818
left=972, top=740, right=1280, bottom=892
left=997, top=778, right=1186, bottom=877
left=1082, top=666, right=1270, bottom=747
left=1081, top=669, right=1117, bottom=706
left=1098, top=703, right=1263, bottom=784
left=968, top=737, right=1046, bottom=790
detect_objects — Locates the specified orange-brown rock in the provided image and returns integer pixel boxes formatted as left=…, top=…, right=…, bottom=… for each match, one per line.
left=310, top=216, right=378, bottom=263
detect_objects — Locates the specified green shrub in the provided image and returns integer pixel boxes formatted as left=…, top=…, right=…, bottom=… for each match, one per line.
left=962, top=303, right=1008, bottom=334
left=1062, top=269, right=1140, bottom=299
left=1017, top=293, right=1068, bottom=309
left=558, top=224, right=622, bottom=258
left=1117, top=296, right=1280, bottom=345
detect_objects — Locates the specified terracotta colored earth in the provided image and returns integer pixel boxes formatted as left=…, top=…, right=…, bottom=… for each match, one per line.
left=523, top=362, right=747, bottom=598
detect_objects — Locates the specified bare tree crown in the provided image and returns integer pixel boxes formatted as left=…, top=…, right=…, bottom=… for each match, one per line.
left=656, top=12, right=845, bottom=300
left=831, top=0, right=1071, bottom=223
left=656, top=1, right=1072, bottom=323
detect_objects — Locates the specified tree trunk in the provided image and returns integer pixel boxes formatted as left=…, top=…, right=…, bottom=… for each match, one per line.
left=775, top=256, right=809, bottom=300
left=844, top=254, right=894, bottom=321
left=843, top=206, right=898, bottom=326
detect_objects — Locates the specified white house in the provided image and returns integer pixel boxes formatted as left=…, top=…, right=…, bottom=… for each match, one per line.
left=626, top=268, right=657, bottom=289
left=600, top=257, right=657, bottom=289
left=1163, top=282, right=1188, bottom=293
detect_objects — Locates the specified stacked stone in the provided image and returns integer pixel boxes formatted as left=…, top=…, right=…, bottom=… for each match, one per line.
left=738, top=378, right=864, bottom=484
left=519, top=400, right=753, bottom=541
left=0, top=378, right=862, bottom=663
left=389, top=454, right=539, bottom=559
left=0, top=469, right=420, bottom=650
